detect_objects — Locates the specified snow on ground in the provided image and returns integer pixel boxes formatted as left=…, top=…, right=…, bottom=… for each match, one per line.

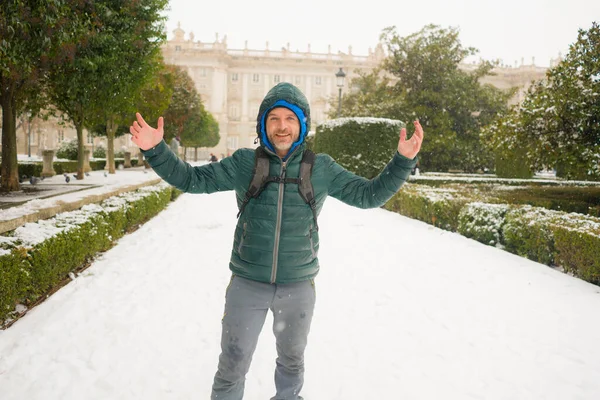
left=0, top=167, right=161, bottom=222
left=0, top=191, right=599, bottom=399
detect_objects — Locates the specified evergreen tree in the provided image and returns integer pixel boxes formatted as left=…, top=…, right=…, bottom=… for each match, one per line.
left=163, top=65, right=203, bottom=142
left=483, top=22, right=600, bottom=180
left=1, top=1, right=90, bottom=191
left=332, top=24, right=512, bottom=172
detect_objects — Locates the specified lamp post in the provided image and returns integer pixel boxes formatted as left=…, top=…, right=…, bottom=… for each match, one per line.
left=27, top=112, right=32, bottom=158
left=335, top=67, right=346, bottom=118
left=28, top=127, right=32, bottom=158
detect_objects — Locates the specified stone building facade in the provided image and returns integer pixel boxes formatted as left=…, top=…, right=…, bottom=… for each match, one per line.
left=3, top=24, right=551, bottom=159
left=2, top=115, right=135, bottom=160
left=163, top=24, right=550, bottom=158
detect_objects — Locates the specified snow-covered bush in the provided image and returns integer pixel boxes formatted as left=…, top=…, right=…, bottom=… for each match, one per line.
left=385, top=184, right=600, bottom=286
left=56, top=138, right=79, bottom=160
left=0, top=183, right=174, bottom=326
left=458, top=202, right=509, bottom=246
left=93, top=146, right=106, bottom=158
left=553, top=226, right=600, bottom=284
left=385, top=183, right=471, bottom=231
left=316, top=118, right=404, bottom=179
left=503, top=206, right=558, bottom=265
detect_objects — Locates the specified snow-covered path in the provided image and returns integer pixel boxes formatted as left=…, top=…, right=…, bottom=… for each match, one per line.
left=1, top=192, right=599, bottom=399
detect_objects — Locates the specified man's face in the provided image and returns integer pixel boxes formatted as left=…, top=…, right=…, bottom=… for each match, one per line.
left=266, top=107, right=300, bottom=157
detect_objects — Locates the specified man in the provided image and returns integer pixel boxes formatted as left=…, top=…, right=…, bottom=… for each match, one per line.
left=130, top=82, right=423, bottom=400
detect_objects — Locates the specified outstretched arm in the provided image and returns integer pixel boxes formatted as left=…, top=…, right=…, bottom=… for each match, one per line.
left=327, top=120, right=424, bottom=208
left=129, top=113, right=237, bottom=194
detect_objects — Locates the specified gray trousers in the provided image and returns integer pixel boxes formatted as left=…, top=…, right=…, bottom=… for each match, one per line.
left=211, top=275, right=316, bottom=400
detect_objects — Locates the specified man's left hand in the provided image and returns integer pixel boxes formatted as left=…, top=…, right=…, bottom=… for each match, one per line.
left=398, top=120, right=424, bottom=160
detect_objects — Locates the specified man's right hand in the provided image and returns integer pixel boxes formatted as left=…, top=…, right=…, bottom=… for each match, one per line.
left=129, top=112, right=164, bottom=150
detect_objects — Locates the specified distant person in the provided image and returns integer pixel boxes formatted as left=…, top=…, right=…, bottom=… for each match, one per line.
left=169, top=136, right=180, bottom=158
left=130, top=82, right=424, bottom=400
left=209, top=153, right=218, bottom=162
left=411, top=160, right=421, bottom=176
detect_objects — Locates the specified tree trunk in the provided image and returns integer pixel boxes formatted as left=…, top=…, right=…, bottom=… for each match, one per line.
left=106, top=116, right=117, bottom=174
left=75, top=122, right=85, bottom=180
left=0, top=88, right=20, bottom=192
left=194, top=147, right=198, bottom=162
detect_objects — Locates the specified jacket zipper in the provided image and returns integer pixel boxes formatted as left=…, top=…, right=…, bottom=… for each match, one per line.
left=270, top=161, right=286, bottom=283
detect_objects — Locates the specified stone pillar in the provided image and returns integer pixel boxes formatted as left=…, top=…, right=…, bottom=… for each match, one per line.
left=83, top=149, right=92, bottom=172
left=41, top=150, right=56, bottom=177
left=137, top=152, right=144, bottom=166
left=124, top=151, right=132, bottom=168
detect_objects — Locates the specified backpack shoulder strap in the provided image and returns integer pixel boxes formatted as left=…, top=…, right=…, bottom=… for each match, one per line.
left=237, top=147, right=271, bottom=218
left=298, top=149, right=319, bottom=231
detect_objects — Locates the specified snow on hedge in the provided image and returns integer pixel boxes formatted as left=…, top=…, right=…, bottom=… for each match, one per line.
left=319, top=117, right=404, bottom=129
left=0, top=182, right=170, bottom=256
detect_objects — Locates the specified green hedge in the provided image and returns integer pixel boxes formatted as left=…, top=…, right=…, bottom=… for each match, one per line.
left=502, top=207, right=556, bottom=265
left=384, top=185, right=600, bottom=286
left=385, top=184, right=471, bottom=231
left=0, top=184, right=174, bottom=326
left=553, top=228, right=600, bottom=284
left=315, top=118, right=404, bottom=179
left=457, top=202, right=508, bottom=246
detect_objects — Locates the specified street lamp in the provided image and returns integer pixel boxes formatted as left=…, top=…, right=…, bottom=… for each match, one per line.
left=335, top=67, right=346, bottom=118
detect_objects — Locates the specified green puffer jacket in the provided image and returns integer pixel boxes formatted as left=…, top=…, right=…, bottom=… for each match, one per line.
left=142, top=141, right=416, bottom=284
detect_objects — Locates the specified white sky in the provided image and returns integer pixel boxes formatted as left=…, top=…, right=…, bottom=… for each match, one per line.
left=1, top=165, right=600, bottom=399
left=164, top=0, right=600, bottom=67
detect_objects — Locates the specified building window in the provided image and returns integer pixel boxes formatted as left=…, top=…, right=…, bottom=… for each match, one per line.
left=200, top=68, right=207, bottom=77
left=227, top=136, right=238, bottom=150
left=229, top=105, right=239, bottom=120
left=175, top=45, right=182, bottom=51
left=58, top=130, right=64, bottom=142
left=295, top=76, right=302, bottom=85
left=249, top=105, right=258, bottom=119
left=315, top=76, right=322, bottom=85
left=231, top=73, right=239, bottom=82
left=87, top=134, right=93, bottom=144
left=274, top=75, right=281, bottom=83
left=252, top=74, right=260, bottom=83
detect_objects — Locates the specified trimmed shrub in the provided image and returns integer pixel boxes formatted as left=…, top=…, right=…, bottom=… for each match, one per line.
left=0, top=184, right=174, bottom=325
left=458, top=202, right=509, bottom=246
left=315, top=117, right=404, bottom=179
left=56, top=139, right=79, bottom=160
left=384, top=183, right=469, bottom=231
left=0, top=251, right=30, bottom=318
left=93, top=146, right=106, bottom=158
left=553, top=228, right=600, bottom=284
left=383, top=180, right=600, bottom=286
left=502, top=206, right=556, bottom=265
left=18, top=163, right=43, bottom=178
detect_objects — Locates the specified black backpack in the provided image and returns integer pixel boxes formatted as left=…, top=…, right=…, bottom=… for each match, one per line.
left=237, top=147, right=318, bottom=230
